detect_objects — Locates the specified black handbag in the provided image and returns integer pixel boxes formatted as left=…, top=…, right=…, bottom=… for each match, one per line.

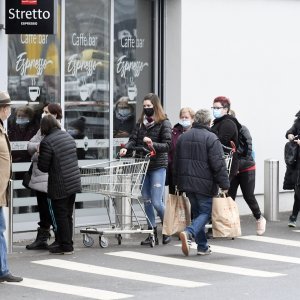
left=22, top=163, right=33, bottom=189
left=284, top=141, right=298, bottom=167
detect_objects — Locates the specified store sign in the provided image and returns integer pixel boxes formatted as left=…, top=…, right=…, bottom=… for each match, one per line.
left=5, top=0, right=55, bottom=34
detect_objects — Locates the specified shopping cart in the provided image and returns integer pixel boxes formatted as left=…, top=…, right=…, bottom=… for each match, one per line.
left=222, top=141, right=236, bottom=174
left=79, top=147, right=157, bottom=248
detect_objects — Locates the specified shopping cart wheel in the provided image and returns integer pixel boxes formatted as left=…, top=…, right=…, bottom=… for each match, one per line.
left=116, top=234, right=122, bottom=245
left=83, top=234, right=94, bottom=247
left=150, top=235, right=155, bottom=248
left=99, top=236, right=109, bottom=248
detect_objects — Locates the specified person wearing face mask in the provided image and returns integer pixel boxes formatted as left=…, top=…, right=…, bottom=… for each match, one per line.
left=0, top=91, right=23, bottom=282
left=167, top=107, right=195, bottom=194
left=8, top=106, right=39, bottom=163
left=211, top=96, right=241, bottom=180
left=208, top=96, right=241, bottom=239
left=113, top=96, right=135, bottom=138
left=119, top=93, right=172, bottom=246
left=25, top=103, right=63, bottom=251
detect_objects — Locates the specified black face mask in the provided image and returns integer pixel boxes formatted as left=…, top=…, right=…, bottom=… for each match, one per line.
left=144, top=107, right=154, bottom=117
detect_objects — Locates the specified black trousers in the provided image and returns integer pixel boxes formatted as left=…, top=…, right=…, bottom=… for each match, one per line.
left=48, top=194, right=76, bottom=251
left=292, top=185, right=300, bottom=217
left=36, top=191, right=53, bottom=230
left=228, top=170, right=261, bottom=220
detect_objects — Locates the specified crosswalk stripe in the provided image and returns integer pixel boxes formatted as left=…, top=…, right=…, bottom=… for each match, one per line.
left=186, top=244, right=300, bottom=264
left=33, top=259, right=207, bottom=288
left=106, top=251, right=285, bottom=278
left=6, top=278, right=132, bottom=300
left=239, top=235, right=300, bottom=247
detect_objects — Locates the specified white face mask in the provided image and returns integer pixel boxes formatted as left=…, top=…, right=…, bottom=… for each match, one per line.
left=179, top=119, right=192, bottom=128
left=41, top=113, right=47, bottom=119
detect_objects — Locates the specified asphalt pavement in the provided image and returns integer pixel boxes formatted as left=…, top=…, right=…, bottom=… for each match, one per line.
left=2, top=192, right=300, bottom=300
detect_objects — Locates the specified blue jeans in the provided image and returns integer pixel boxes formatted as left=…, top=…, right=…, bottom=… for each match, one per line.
left=0, top=207, right=9, bottom=277
left=141, top=168, right=166, bottom=228
left=185, top=193, right=212, bottom=251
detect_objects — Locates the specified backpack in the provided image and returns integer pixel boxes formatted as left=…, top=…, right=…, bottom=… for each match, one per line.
left=236, top=127, right=249, bottom=157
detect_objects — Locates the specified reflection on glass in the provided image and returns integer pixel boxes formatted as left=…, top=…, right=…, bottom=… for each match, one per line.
left=65, top=0, right=110, bottom=160
left=113, top=96, right=135, bottom=138
left=8, top=105, right=40, bottom=163
left=113, top=0, right=154, bottom=157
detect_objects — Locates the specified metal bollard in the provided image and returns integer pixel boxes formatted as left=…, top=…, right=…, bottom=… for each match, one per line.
left=264, top=159, right=279, bottom=221
left=4, top=180, right=13, bottom=254
left=115, top=175, right=132, bottom=238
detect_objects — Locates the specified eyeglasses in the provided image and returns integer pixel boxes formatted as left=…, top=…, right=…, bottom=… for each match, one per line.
left=211, top=107, right=224, bottom=110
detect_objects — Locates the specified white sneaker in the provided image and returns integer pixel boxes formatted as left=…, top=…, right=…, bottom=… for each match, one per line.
left=256, top=216, right=266, bottom=236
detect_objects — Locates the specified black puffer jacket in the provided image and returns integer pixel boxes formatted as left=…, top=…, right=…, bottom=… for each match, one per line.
left=283, top=111, right=300, bottom=189
left=38, top=128, right=81, bottom=200
left=173, top=123, right=230, bottom=197
left=125, top=119, right=172, bottom=171
left=211, top=114, right=241, bottom=178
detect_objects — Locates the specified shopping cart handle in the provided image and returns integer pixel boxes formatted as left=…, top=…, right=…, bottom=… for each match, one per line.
left=118, top=145, right=156, bottom=158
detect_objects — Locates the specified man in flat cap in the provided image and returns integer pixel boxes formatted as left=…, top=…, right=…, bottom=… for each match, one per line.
left=0, top=91, right=22, bottom=282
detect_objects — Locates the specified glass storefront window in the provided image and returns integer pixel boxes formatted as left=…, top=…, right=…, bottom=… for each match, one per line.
left=65, top=0, right=110, bottom=160
left=7, top=4, right=61, bottom=161
left=113, top=0, right=154, bottom=155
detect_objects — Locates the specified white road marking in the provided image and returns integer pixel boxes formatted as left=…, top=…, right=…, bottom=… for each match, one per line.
left=106, top=251, right=285, bottom=278
left=33, top=259, right=207, bottom=288
left=186, top=244, right=300, bottom=264
left=239, top=235, right=300, bottom=247
left=6, top=278, right=131, bottom=300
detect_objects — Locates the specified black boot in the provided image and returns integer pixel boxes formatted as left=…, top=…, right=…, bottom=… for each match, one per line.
left=162, top=234, right=171, bottom=245
left=141, top=227, right=159, bottom=246
left=26, top=227, right=51, bottom=250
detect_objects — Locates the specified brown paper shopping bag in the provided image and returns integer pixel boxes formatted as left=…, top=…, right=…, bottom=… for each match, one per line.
left=162, top=192, right=191, bottom=236
left=212, top=193, right=241, bottom=238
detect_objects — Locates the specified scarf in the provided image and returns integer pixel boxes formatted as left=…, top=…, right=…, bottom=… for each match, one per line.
left=143, top=115, right=155, bottom=128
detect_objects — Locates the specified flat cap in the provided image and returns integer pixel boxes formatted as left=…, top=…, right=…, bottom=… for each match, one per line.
left=0, top=91, right=11, bottom=104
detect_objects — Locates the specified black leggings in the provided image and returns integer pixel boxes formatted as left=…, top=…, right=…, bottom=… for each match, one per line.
left=292, top=185, right=300, bottom=217
left=36, top=191, right=53, bottom=229
left=228, top=170, right=261, bottom=220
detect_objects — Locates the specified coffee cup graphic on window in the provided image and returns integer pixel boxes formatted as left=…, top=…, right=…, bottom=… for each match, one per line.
left=29, top=86, right=40, bottom=101
left=80, top=86, right=89, bottom=101
left=127, top=84, right=137, bottom=101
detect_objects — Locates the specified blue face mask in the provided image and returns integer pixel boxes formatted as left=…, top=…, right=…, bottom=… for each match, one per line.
left=213, top=109, right=223, bottom=119
left=179, top=119, right=191, bottom=128
left=118, top=108, right=131, bottom=116
left=16, top=118, right=29, bottom=125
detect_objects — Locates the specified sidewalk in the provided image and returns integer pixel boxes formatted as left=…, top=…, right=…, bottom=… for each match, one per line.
left=11, top=191, right=295, bottom=245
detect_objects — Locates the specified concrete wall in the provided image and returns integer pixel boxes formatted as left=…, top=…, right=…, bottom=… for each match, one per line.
left=165, top=0, right=300, bottom=195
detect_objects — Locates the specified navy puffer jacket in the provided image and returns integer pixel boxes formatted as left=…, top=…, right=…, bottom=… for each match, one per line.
left=173, top=123, right=230, bottom=197
left=38, top=128, right=81, bottom=199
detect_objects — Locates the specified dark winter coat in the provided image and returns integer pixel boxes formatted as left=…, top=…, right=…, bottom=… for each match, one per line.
left=167, top=123, right=185, bottom=187
left=173, top=123, right=230, bottom=197
left=283, top=111, right=300, bottom=189
left=125, top=119, right=172, bottom=171
left=38, top=128, right=81, bottom=200
left=211, top=114, right=241, bottom=178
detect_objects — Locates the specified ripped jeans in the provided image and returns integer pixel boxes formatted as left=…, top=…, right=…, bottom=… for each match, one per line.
left=141, top=168, right=166, bottom=228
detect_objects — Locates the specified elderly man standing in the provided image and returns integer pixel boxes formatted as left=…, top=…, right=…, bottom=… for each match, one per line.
left=174, top=109, right=230, bottom=256
left=0, top=91, right=23, bottom=282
